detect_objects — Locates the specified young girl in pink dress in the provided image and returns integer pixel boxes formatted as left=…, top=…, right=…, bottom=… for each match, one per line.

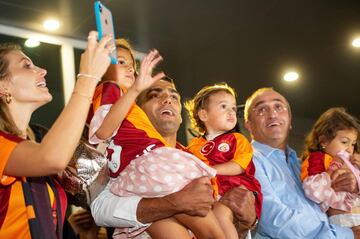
left=301, top=107, right=360, bottom=228
left=88, top=39, right=225, bottom=239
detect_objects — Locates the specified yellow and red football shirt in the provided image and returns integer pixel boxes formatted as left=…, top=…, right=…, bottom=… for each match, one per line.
left=301, top=151, right=333, bottom=182
left=188, top=132, right=263, bottom=218
left=0, top=131, right=66, bottom=238
left=89, top=82, right=173, bottom=178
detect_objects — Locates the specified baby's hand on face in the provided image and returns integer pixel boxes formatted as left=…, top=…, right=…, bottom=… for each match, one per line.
left=132, top=49, right=165, bottom=93
left=351, top=153, right=360, bottom=169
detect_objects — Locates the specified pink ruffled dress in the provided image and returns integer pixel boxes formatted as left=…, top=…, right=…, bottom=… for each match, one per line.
left=303, top=151, right=360, bottom=227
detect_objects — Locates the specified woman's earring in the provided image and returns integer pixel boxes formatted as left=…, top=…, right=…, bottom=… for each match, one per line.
left=4, top=92, right=11, bottom=104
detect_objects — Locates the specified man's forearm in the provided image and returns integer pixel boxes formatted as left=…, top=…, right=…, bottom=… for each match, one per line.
left=136, top=196, right=180, bottom=223
left=137, top=177, right=215, bottom=223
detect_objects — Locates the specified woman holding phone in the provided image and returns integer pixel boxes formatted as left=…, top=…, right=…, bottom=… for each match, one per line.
left=0, top=31, right=112, bottom=238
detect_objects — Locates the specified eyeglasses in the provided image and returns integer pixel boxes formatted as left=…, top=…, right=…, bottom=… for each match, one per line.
left=252, top=102, right=288, bottom=117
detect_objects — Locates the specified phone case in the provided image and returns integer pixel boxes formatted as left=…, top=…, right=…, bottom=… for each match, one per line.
left=94, top=1, right=118, bottom=64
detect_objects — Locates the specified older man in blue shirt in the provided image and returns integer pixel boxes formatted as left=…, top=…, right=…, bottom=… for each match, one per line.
left=244, top=87, right=360, bottom=238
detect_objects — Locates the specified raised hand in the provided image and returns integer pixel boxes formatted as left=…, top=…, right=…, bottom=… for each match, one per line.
left=132, top=49, right=166, bottom=93
left=79, top=31, right=113, bottom=80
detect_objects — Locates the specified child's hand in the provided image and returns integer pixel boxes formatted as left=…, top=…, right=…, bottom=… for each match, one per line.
left=351, top=153, right=360, bottom=169
left=132, top=49, right=165, bottom=93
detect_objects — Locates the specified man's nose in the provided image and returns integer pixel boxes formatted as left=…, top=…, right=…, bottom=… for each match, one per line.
left=161, top=94, right=172, bottom=104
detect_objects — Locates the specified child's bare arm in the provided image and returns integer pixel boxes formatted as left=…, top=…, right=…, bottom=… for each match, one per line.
left=95, top=87, right=140, bottom=140
left=95, top=50, right=165, bottom=140
left=212, top=161, right=244, bottom=176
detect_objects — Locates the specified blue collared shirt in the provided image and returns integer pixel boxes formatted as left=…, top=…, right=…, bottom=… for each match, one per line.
left=252, top=140, right=353, bottom=239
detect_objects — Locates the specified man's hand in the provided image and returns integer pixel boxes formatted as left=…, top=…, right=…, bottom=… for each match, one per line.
left=219, top=185, right=256, bottom=237
left=331, top=167, right=358, bottom=193
left=352, top=225, right=360, bottom=239
left=137, top=176, right=214, bottom=223
left=166, top=176, right=215, bottom=217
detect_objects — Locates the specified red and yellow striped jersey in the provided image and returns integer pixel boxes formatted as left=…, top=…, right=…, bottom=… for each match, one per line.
left=89, top=82, right=175, bottom=178
left=0, top=131, right=66, bottom=238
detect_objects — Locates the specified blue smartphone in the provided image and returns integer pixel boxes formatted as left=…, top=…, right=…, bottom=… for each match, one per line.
left=94, top=1, right=118, bottom=64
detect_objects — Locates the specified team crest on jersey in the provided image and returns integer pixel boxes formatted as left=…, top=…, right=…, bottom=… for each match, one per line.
left=218, top=142, right=230, bottom=152
left=201, top=141, right=215, bottom=155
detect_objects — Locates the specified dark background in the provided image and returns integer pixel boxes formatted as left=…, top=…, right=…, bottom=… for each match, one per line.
left=0, top=0, right=359, bottom=152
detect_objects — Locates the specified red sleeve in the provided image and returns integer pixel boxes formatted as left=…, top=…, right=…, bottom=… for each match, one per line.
left=92, top=82, right=121, bottom=114
left=237, top=160, right=263, bottom=219
left=307, top=151, right=326, bottom=176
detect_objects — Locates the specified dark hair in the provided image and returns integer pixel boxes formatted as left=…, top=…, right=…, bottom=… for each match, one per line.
left=185, top=83, right=236, bottom=135
left=302, top=107, right=360, bottom=160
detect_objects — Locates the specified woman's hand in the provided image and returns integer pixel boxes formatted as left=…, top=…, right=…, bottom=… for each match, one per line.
left=131, top=49, right=165, bottom=93
left=79, top=31, right=113, bottom=80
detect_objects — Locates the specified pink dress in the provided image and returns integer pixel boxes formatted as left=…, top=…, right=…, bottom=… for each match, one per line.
left=88, top=82, right=216, bottom=238
left=303, top=151, right=360, bottom=227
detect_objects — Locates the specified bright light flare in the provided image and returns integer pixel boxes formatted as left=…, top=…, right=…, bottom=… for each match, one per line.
left=283, top=71, right=299, bottom=82
left=352, top=38, right=360, bottom=48
left=43, top=19, right=60, bottom=31
left=25, top=38, right=40, bottom=48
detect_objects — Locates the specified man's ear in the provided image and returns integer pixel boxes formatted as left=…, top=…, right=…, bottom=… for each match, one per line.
left=198, top=108, right=208, bottom=122
left=244, top=120, right=252, bottom=134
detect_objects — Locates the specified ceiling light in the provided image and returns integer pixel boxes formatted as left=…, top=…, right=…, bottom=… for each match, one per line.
left=24, top=38, right=40, bottom=48
left=283, top=71, right=299, bottom=82
left=352, top=38, right=360, bottom=48
left=43, top=19, right=60, bottom=31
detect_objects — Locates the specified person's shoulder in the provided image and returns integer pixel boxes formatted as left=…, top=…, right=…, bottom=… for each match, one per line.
left=187, top=136, right=205, bottom=147
left=231, top=132, right=251, bottom=142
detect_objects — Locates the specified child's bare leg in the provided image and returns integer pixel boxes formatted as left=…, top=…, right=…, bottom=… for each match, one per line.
left=174, top=211, right=226, bottom=239
left=146, top=217, right=192, bottom=239
left=213, top=201, right=238, bottom=239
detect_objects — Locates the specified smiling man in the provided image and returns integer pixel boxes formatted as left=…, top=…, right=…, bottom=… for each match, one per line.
left=244, top=87, right=360, bottom=238
left=91, top=78, right=257, bottom=238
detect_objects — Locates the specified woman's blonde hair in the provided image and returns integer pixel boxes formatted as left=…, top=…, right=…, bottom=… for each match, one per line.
left=302, top=107, right=360, bottom=160
left=0, top=43, right=35, bottom=140
left=185, top=83, right=236, bottom=135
